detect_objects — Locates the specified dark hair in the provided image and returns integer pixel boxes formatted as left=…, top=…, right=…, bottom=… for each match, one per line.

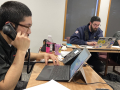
left=0, top=1, right=32, bottom=30
left=90, top=16, right=101, bottom=23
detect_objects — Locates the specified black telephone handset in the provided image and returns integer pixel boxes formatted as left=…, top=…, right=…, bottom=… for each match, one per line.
left=2, top=23, right=33, bottom=74
left=2, top=23, right=17, bottom=40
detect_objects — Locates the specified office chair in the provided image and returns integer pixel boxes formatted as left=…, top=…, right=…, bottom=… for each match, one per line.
left=99, top=31, right=120, bottom=76
left=99, top=52, right=120, bottom=76
left=66, top=37, right=70, bottom=43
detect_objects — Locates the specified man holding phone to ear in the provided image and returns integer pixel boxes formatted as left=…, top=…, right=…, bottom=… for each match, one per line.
left=0, top=1, right=59, bottom=90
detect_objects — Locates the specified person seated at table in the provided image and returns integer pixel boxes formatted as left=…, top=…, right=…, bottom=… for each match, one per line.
left=0, top=1, right=59, bottom=90
left=70, top=16, right=104, bottom=73
left=109, top=31, right=120, bottom=65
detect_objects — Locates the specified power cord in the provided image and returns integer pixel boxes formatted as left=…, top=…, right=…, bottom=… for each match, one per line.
left=81, top=64, right=115, bottom=90
left=72, top=78, right=114, bottom=90
left=72, top=78, right=107, bottom=85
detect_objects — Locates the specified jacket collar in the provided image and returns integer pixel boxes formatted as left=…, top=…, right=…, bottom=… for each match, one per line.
left=0, top=33, right=11, bottom=50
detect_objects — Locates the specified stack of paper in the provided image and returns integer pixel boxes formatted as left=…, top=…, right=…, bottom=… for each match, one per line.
left=24, top=80, right=70, bottom=90
left=61, top=51, right=70, bottom=57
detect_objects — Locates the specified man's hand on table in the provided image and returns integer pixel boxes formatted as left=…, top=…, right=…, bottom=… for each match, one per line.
left=87, top=41, right=97, bottom=46
left=43, top=53, right=59, bottom=65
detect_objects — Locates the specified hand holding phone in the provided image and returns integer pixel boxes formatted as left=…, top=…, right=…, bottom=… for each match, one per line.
left=11, top=31, right=30, bottom=52
left=3, top=23, right=30, bottom=51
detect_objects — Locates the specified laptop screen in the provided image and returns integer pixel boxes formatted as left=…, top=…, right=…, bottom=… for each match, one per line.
left=70, top=48, right=90, bottom=78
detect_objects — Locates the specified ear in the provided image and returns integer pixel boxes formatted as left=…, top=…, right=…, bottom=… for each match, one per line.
left=5, top=21, right=11, bottom=25
left=5, top=21, right=15, bottom=27
left=89, top=22, right=92, bottom=25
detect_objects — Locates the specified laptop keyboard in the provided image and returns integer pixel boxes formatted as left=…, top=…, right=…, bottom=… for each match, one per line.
left=49, top=66, right=69, bottom=80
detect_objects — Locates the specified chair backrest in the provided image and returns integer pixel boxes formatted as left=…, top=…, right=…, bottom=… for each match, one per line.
left=99, top=52, right=107, bottom=55
left=66, top=37, right=70, bottom=43
left=99, top=52, right=107, bottom=60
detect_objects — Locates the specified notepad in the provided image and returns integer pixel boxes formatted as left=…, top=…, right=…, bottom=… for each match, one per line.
left=67, top=43, right=72, bottom=46
left=66, top=43, right=76, bottom=48
left=24, top=79, right=70, bottom=90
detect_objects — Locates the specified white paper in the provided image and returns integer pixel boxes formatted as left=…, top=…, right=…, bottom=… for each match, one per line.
left=57, top=55, right=64, bottom=61
left=112, top=46, right=120, bottom=48
left=61, top=51, right=70, bottom=57
left=24, top=80, right=70, bottom=90
left=79, top=45, right=93, bottom=49
left=86, top=46, right=93, bottom=48
left=61, top=46, right=67, bottom=50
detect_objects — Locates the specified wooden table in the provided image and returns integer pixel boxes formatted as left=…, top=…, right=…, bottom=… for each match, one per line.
left=73, top=44, right=120, bottom=53
left=26, top=62, right=113, bottom=90
left=26, top=46, right=116, bottom=90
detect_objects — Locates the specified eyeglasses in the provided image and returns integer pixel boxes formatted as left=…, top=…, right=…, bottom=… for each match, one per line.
left=13, top=23, right=31, bottom=31
left=92, top=24, right=101, bottom=27
left=18, top=23, right=31, bottom=31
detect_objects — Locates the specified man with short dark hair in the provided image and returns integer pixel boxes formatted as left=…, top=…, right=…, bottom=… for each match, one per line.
left=70, top=16, right=103, bottom=45
left=0, top=1, right=59, bottom=90
left=70, top=16, right=104, bottom=73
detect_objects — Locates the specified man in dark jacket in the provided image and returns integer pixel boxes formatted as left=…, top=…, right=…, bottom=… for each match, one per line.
left=70, top=16, right=104, bottom=73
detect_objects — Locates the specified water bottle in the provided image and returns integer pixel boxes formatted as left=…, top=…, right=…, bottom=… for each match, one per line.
left=46, top=35, right=53, bottom=53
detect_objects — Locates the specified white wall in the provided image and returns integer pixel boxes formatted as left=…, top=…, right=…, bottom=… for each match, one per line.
left=0, top=0, right=110, bottom=53
left=12, top=0, right=66, bottom=53
left=99, top=0, right=110, bottom=36
left=0, top=0, right=66, bottom=53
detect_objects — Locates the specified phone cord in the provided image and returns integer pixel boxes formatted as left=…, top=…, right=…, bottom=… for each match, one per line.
left=27, top=48, right=35, bottom=74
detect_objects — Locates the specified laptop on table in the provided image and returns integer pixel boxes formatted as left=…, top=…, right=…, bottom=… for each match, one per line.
left=36, top=48, right=91, bottom=82
left=79, top=37, right=116, bottom=49
left=94, top=37, right=116, bottom=48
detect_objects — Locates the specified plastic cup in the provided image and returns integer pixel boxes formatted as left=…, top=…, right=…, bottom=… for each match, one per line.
left=55, top=44, right=61, bottom=55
